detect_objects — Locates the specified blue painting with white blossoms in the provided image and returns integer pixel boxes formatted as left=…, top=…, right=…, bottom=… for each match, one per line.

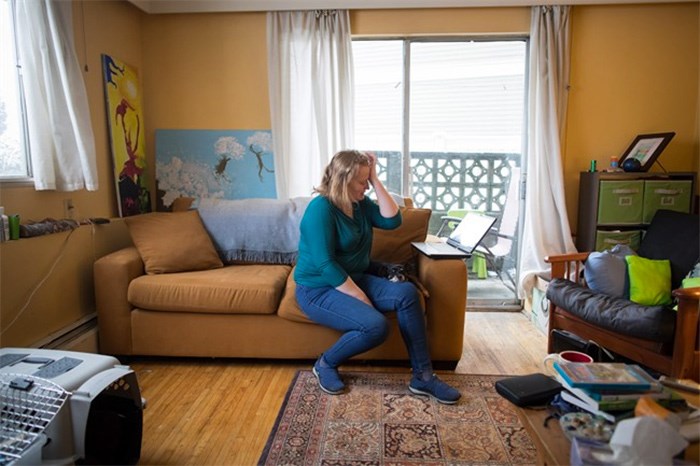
left=156, top=129, right=276, bottom=210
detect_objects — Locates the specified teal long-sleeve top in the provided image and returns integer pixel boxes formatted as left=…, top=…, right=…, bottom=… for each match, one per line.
left=294, top=195, right=402, bottom=288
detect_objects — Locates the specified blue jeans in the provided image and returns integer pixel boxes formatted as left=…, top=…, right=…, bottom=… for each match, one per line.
left=295, top=274, right=432, bottom=376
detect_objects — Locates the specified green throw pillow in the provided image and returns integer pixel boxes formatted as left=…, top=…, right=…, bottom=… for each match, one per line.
left=625, top=255, right=672, bottom=306
left=682, top=277, right=700, bottom=288
left=674, top=275, right=700, bottom=311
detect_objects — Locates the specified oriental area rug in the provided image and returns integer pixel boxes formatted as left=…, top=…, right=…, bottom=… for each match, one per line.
left=258, top=371, right=538, bottom=465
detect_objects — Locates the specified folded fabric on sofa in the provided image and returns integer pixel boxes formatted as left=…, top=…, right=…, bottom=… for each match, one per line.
left=546, top=278, right=676, bottom=343
left=195, top=197, right=311, bottom=264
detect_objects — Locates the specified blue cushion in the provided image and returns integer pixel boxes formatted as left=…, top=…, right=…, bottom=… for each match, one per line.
left=584, top=244, right=636, bottom=298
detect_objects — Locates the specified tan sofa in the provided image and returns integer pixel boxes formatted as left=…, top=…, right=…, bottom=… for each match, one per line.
left=94, top=200, right=467, bottom=365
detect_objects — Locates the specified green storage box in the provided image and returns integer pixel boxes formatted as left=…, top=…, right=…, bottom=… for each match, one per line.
left=597, top=180, right=644, bottom=225
left=642, top=180, right=692, bottom=224
left=595, top=230, right=641, bottom=251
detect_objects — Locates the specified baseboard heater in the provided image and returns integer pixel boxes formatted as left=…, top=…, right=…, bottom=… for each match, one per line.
left=0, top=348, right=144, bottom=465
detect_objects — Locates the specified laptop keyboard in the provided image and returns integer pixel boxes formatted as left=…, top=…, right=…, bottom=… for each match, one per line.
left=425, top=242, right=463, bottom=253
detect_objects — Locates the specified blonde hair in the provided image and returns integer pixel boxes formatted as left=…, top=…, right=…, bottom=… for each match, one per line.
left=315, top=150, right=370, bottom=209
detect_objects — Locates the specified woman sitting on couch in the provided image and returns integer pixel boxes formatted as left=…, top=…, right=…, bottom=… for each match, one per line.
left=294, top=149, right=461, bottom=404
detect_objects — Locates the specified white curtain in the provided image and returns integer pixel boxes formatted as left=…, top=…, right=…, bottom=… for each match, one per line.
left=15, top=0, right=98, bottom=191
left=267, top=10, right=354, bottom=199
left=518, top=5, right=577, bottom=297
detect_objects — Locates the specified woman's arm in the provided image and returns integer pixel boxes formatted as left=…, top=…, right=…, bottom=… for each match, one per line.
left=336, top=276, right=372, bottom=306
left=366, top=152, right=399, bottom=218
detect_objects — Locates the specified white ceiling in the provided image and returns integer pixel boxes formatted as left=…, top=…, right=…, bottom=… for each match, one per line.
left=127, top=0, right=698, bottom=14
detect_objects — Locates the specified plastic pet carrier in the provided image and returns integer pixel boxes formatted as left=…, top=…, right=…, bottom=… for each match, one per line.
left=0, top=348, right=144, bottom=465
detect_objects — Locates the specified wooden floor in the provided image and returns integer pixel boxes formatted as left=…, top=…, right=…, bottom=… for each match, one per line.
left=129, top=311, right=547, bottom=465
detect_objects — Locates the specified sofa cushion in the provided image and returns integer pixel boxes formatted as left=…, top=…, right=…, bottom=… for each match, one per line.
left=125, top=210, right=223, bottom=274
left=128, top=264, right=291, bottom=315
left=625, top=256, right=672, bottom=306
left=637, top=209, right=699, bottom=289
left=277, top=268, right=313, bottom=323
left=546, top=278, right=676, bottom=343
left=584, top=244, right=636, bottom=298
left=371, top=206, right=431, bottom=264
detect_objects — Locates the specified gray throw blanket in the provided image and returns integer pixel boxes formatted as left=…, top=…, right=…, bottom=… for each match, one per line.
left=195, top=197, right=311, bottom=265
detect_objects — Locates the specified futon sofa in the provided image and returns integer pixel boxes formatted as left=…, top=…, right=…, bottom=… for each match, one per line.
left=545, top=209, right=700, bottom=380
left=94, top=198, right=467, bottom=365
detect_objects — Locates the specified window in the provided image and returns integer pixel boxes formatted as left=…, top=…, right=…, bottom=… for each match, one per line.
left=0, top=0, right=30, bottom=179
left=353, top=38, right=527, bottom=306
left=353, top=38, right=526, bottom=219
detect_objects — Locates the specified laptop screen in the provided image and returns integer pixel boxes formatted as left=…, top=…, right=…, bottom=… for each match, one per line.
left=447, top=212, right=498, bottom=253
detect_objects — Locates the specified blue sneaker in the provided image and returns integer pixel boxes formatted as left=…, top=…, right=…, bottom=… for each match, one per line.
left=408, top=374, right=461, bottom=404
left=312, top=358, right=345, bottom=395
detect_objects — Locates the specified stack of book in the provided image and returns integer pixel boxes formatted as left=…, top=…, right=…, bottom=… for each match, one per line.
left=552, top=362, right=686, bottom=423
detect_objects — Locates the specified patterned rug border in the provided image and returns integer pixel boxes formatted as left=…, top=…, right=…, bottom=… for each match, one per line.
left=258, top=370, right=538, bottom=466
left=259, top=369, right=305, bottom=464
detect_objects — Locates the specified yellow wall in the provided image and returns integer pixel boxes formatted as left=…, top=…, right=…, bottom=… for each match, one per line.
left=140, top=11, right=270, bottom=194
left=0, top=0, right=142, bottom=347
left=565, top=3, right=699, bottom=231
left=350, top=7, right=529, bottom=35
left=0, top=220, right=131, bottom=347
left=1, top=1, right=698, bottom=347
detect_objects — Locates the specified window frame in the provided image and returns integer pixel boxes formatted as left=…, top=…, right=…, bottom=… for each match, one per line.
left=0, top=0, right=32, bottom=184
left=352, top=35, right=529, bottom=306
left=352, top=34, right=529, bottom=198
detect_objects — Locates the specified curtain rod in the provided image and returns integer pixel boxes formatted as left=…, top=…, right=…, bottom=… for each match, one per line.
left=127, top=0, right=696, bottom=14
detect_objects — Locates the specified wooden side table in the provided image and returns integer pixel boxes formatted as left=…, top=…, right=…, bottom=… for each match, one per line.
left=516, top=407, right=570, bottom=465
left=517, top=392, right=700, bottom=466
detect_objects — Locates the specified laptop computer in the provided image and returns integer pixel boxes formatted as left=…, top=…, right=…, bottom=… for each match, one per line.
left=411, top=211, right=498, bottom=259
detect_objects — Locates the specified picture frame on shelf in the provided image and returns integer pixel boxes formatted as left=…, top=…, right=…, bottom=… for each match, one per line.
left=619, top=132, right=675, bottom=172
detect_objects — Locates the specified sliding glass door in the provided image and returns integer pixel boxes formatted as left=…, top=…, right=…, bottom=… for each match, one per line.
left=353, top=38, right=527, bottom=309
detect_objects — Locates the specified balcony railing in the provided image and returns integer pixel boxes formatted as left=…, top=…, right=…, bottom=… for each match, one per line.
left=374, top=151, right=521, bottom=231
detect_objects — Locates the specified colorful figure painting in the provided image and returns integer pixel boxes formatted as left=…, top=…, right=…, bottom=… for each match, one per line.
left=155, top=129, right=276, bottom=211
left=102, top=54, right=151, bottom=217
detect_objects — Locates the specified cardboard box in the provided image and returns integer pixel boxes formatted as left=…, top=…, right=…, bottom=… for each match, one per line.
left=530, top=276, right=549, bottom=335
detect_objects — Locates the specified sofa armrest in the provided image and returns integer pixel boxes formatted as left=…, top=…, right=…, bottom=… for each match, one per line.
left=672, top=286, right=700, bottom=380
left=416, top=254, right=467, bottom=361
left=545, top=252, right=591, bottom=283
left=94, top=247, right=144, bottom=355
